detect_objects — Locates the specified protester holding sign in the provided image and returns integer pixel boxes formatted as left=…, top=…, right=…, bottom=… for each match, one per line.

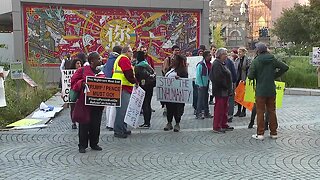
left=248, top=42, right=289, bottom=140
left=113, top=46, right=138, bottom=139
left=195, top=50, right=213, bottom=119
left=163, top=55, right=188, bottom=132
left=71, top=52, right=105, bottom=153
left=209, top=48, right=233, bottom=133
left=134, top=51, right=156, bottom=128
left=69, top=58, right=83, bottom=129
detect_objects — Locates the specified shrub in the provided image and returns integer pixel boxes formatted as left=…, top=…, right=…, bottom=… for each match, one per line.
left=0, top=63, right=57, bottom=128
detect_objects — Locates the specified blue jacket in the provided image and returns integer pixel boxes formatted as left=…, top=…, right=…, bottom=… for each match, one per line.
left=195, top=59, right=209, bottom=87
left=225, top=58, right=237, bottom=83
left=103, top=52, right=120, bottom=78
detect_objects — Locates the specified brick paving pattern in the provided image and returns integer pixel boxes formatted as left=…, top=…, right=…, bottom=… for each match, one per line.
left=1, top=95, right=320, bottom=179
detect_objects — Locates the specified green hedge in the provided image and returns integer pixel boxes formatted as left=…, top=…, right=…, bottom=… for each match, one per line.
left=0, top=64, right=57, bottom=128
left=280, top=56, right=318, bottom=88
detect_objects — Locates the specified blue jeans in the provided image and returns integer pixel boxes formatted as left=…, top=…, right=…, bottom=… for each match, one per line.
left=114, top=90, right=131, bottom=135
left=196, top=86, right=209, bottom=115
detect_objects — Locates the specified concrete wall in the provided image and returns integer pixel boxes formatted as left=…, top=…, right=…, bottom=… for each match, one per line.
left=0, top=0, right=12, bottom=14
left=7, top=0, right=209, bottom=83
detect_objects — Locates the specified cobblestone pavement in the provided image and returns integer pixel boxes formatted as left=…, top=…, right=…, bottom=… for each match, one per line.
left=1, top=95, right=320, bottom=179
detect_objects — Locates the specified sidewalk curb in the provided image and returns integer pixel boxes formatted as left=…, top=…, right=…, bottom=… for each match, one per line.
left=285, top=88, right=320, bottom=96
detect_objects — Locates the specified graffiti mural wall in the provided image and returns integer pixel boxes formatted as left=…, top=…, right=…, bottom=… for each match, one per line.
left=23, top=5, right=200, bottom=66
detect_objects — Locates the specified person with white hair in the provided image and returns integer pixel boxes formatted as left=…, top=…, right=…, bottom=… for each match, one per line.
left=209, top=48, right=233, bottom=133
left=248, top=42, right=289, bottom=140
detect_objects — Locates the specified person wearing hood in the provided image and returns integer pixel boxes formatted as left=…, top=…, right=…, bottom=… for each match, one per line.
left=134, top=51, right=156, bottom=128
left=248, top=42, right=289, bottom=140
left=102, top=45, right=123, bottom=131
left=195, top=50, right=213, bottom=119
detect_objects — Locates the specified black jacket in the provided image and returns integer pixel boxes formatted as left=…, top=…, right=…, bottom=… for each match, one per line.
left=209, top=59, right=232, bottom=97
left=134, top=62, right=156, bottom=90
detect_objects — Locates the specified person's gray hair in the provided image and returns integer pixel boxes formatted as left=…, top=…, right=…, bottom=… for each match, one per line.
left=215, top=48, right=228, bottom=58
left=255, top=42, right=268, bottom=54
left=121, top=46, right=131, bottom=54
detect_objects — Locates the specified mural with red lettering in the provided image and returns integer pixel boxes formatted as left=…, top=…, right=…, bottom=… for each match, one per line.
left=23, top=5, right=200, bottom=66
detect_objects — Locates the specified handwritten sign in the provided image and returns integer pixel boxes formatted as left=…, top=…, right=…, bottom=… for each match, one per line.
left=85, top=76, right=122, bottom=106
left=244, top=78, right=285, bottom=108
left=156, top=76, right=193, bottom=104
left=187, top=56, right=203, bottom=79
left=61, top=70, right=76, bottom=103
left=312, top=47, right=320, bottom=66
left=0, top=66, right=6, bottom=107
left=10, top=62, right=23, bottom=79
left=124, top=86, right=145, bottom=128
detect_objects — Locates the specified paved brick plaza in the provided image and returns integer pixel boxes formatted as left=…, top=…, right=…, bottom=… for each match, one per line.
left=1, top=95, right=320, bottom=179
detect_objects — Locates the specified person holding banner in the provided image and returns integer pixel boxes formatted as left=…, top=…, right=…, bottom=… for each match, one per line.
left=163, top=55, right=188, bottom=132
left=248, top=42, right=289, bottom=140
left=71, top=52, right=105, bottom=153
left=209, top=48, right=233, bottom=133
left=209, top=44, right=216, bottom=105
left=113, top=46, right=137, bottom=138
left=134, top=51, right=156, bottom=128
left=195, top=50, right=213, bottom=119
left=69, top=58, right=83, bottom=129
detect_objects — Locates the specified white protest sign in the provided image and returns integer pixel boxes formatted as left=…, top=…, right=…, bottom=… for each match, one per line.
left=312, top=47, right=320, bottom=66
left=61, top=69, right=76, bottom=103
left=124, top=86, right=145, bottom=128
left=156, top=76, right=193, bottom=104
left=0, top=66, right=6, bottom=107
left=187, top=56, right=203, bottom=79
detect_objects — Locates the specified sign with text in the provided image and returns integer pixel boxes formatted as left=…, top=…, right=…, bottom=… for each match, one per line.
left=0, top=66, right=6, bottom=107
left=312, top=47, right=320, bottom=66
left=124, top=86, right=145, bottom=128
left=85, top=76, right=121, bottom=106
left=61, top=70, right=76, bottom=103
left=244, top=78, right=286, bottom=108
left=156, top=77, right=193, bottom=104
left=187, top=56, right=203, bottom=79
left=10, top=62, right=23, bottom=79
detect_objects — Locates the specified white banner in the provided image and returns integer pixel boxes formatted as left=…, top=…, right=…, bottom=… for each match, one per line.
left=61, top=69, right=76, bottom=103
left=187, top=56, right=203, bottom=79
left=156, top=76, right=193, bottom=104
left=124, top=86, right=145, bottom=128
left=312, top=47, right=320, bottom=66
left=0, top=66, right=6, bottom=107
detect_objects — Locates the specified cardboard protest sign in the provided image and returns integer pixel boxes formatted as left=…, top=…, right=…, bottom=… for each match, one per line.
left=186, top=56, right=203, bottom=79
left=124, top=86, right=145, bottom=128
left=23, top=73, right=38, bottom=88
left=244, top=78, right=286, bottom=108
left=85, top=76, right=122, bottom=106
left=156, top=77, right=193, bottom=104
left=10, top=62, right=23, bottom=79
left=61, top=70, right=76, bottom=103
left=234, top=81, right=254, bottom=111
left=312, top=47, right=320, bottom=66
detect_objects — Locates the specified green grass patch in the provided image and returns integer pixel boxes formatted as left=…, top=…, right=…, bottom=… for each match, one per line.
left=0, top=64, right=57, bottom=128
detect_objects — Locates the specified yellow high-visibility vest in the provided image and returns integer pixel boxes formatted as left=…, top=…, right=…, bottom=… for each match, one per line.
left=112, top=54, right=134, bottom=87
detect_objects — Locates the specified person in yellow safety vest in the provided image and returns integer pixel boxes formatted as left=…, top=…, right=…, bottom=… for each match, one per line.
left=112, top=46, right=138, bottom=138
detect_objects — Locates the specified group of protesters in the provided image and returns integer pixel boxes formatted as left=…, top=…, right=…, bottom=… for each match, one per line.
left=61, top=42, right=289, bottom=153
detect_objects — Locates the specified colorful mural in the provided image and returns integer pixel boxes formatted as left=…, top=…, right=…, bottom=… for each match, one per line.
left=23, top=5, right=200, bottom=66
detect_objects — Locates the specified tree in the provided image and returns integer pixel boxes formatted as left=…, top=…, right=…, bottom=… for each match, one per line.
left=212, top=22, right=226, bottom=48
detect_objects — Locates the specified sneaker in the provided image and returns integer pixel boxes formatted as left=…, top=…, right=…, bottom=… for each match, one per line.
left=139, top=124, right=150, bottom=129
left=164, top=123, right=173, bottom=131
left=79, top=148, right=86, bottom=153
left=106, top=126, right=114, bottom=131
left=209, top=101, right=214, bottom=105
left=212, top=129, right=226, bottom=134
left=125, top=130, right=132, bottom=135
left=270, top=134, right=278, bottom=139
left=72, top=123, right=77, bottom=129
left=173, top=124, right=180, bottom=132
left=204, top=113, right=213, bottom=118
left=196, top=113, right=204, bottom=119
left=248, top=121, right=254, bottom=129
left=222, top=126, right=234, bottom=131
left=234, top=112, right=241, bottom=117
left=239, top=112, right=246, bottom=117
left=252, top=134, right=264, bottom=140
left=91, top=145, right=102, bottom=151
left=114, top=133, right=128, bottom=138
left=228, top=117, right=233, bottom=123
left=194, top=109, right=197, bottom=115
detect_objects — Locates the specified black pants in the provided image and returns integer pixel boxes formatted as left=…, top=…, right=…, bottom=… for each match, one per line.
left=70, top=103, right=75, bottom=123
left=192, top=81, right=198, bottom=110
left=78, top=107, right=103, bottom=149
left=142, top=88, right=153, bottom=125
left=166, top=102, right=185, bottom=124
